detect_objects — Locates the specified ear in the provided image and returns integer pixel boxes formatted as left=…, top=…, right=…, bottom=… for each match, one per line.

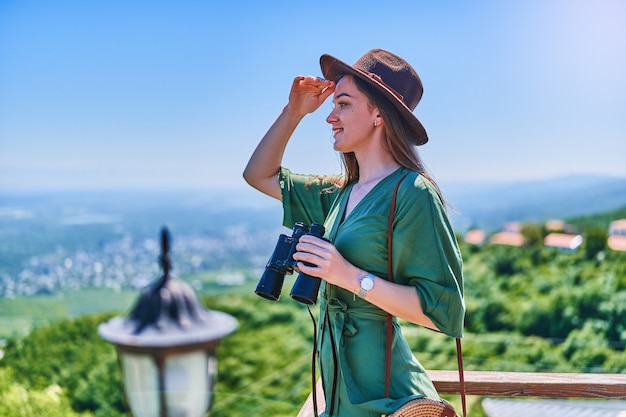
left=374, top=112, right=383, bottom=127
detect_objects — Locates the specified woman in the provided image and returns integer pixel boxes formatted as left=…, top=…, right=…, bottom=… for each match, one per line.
left=243, top=49, right=465, bottom=416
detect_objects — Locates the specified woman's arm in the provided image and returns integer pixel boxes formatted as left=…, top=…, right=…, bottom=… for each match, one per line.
left=293, top=235, right=440, bottom=330
left=243, top=76, right=335, bottom=200
left=349, top=268, right=440, bottom=330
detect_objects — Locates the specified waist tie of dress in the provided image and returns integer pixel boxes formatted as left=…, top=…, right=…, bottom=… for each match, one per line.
left=320, top=296, right=393, bottom=405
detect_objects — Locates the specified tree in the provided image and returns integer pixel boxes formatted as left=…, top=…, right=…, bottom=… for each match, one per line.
left=0, top=368, right=91, bottom=417
left=584, top=227, right=607, bottom=259
left=521, top=223, right=545, bottom=247
left=0, top=313, right=127, bottom=416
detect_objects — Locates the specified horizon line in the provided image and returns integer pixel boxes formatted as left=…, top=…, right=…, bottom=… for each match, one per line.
left=2, top=172, right=626, bottom=195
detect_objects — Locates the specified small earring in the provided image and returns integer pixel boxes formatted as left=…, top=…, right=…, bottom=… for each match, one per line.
left=374, top=120, right=378, bottom=127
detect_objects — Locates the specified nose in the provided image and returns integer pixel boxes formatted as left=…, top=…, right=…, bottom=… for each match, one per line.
left=326, top=107, right=338, bottom=124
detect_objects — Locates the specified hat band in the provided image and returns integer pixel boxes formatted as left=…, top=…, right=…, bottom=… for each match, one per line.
left=355, top=68, right=404, bottom=102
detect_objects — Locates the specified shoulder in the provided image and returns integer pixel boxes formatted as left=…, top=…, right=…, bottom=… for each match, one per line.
left=397, top=171, right=442, bottom=206
left=390, top=171, right=447, bottom=226
left=280, top=167, right=346, bottom=192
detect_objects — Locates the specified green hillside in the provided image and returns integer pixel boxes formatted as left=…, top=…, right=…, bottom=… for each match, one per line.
left=1, top=209, right=625, bottom=416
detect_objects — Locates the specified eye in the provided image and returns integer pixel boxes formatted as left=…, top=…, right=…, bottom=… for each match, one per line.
left=337, top=101, right=348, bottom=108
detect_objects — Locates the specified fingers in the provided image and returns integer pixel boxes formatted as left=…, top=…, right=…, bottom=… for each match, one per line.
left=298, top=234, right=327, bottom=247
left=291, top=75, right=306, bottom=88
left=298, top=75, right=333, bottom=85
left=287, top=75, right=335, bottom=117
left=319, top=82, right=335, bottom=100
left=293, top=75, right=335, bottom=92
left=293, top=237, right=356, bottom=288
left=293, top=236, right=329, bottom=264
left=295, top=261, right=322, bottom=279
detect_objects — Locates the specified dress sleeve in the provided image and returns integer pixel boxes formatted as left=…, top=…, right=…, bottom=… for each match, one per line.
left=279, top=167, right=341, bottom=228
left=392, top=174, right=465, bottom=338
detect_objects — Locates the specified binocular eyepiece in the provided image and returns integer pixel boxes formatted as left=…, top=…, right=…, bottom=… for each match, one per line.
left=255, top=222, right=325, bottom=305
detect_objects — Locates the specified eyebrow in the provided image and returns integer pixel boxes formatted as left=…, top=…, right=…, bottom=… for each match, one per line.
left=334, top=92, right=352, bottom=100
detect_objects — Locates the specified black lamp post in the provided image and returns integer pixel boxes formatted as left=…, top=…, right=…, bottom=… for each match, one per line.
left=98, top=227, right=237, bottom=417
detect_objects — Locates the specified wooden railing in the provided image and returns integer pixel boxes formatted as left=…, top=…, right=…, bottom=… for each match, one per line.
left=297, top=371, right=626, bottom=416
left=429, top=370, right=626, bottom=398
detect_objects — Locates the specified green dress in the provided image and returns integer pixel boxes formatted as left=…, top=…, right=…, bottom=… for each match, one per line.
left=279, top=166, right=465, bottom=417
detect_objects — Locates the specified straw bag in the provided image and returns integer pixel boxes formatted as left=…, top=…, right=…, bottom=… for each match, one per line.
left=384, top=175, right=465, bottom=417
left=387, top=397, right=459, bottom=417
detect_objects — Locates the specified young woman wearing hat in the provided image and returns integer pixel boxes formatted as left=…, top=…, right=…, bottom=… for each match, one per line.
left=244, top=49, right=465, bottom=416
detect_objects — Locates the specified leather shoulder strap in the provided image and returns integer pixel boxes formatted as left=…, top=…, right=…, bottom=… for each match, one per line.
left=384, top=173, right=467, bottom=417
left=385, top=174, right=407, bottom=397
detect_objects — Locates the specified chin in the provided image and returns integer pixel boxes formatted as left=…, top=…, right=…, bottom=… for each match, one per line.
left=333, top=143, right=347, bottom=152
left=332, top=138, right=347, bottom=152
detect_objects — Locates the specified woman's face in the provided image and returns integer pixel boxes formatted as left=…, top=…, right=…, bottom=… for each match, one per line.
left=326, top=75, right=378, bottom=153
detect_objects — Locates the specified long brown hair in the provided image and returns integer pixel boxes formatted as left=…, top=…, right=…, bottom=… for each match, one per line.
left=340, top=75, right=445, bottom=204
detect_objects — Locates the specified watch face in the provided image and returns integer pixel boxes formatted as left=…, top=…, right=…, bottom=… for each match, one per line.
left=361, top=277, right=374, bottom=291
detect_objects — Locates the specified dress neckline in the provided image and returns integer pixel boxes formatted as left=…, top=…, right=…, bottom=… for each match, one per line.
left=341, top=167, right=404, bottom=222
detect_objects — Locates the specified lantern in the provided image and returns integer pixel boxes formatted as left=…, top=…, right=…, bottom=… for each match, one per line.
left=99, top=227, right=237, bottom=417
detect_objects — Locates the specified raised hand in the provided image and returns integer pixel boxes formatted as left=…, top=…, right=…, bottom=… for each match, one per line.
left=243, top=76, right=335, bottom=201
left=286, top=76, right=335, bottom=118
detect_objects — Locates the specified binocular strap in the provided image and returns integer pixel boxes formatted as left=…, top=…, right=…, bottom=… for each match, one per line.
left=308, top=303, right=339, bottom=417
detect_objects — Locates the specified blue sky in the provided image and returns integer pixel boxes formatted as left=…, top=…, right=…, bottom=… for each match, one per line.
left=1, top=0, right=625, bottom=192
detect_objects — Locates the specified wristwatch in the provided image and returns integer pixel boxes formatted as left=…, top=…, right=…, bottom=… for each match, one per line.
left=357, top=272, right=375, bottom=299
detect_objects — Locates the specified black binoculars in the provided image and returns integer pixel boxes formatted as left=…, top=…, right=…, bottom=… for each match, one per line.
left=255, top=222, right=326, bottom=305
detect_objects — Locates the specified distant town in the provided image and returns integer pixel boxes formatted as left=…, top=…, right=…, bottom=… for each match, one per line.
left=0, top=229, right=276, bottom=299
left=3, top=215, right=625, bottom=299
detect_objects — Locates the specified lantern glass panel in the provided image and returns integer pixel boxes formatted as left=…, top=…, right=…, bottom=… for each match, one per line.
left=121, top=352, right=159, bottom=417
left=164, top=351, right=215, bottom=417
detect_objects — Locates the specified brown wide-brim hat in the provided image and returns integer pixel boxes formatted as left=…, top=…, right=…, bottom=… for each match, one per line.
left=320, top=48, right=428, bottom=146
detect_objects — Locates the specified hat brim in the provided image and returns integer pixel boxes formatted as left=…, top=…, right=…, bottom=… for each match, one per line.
left=320, top=53, right=428, bottom=146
